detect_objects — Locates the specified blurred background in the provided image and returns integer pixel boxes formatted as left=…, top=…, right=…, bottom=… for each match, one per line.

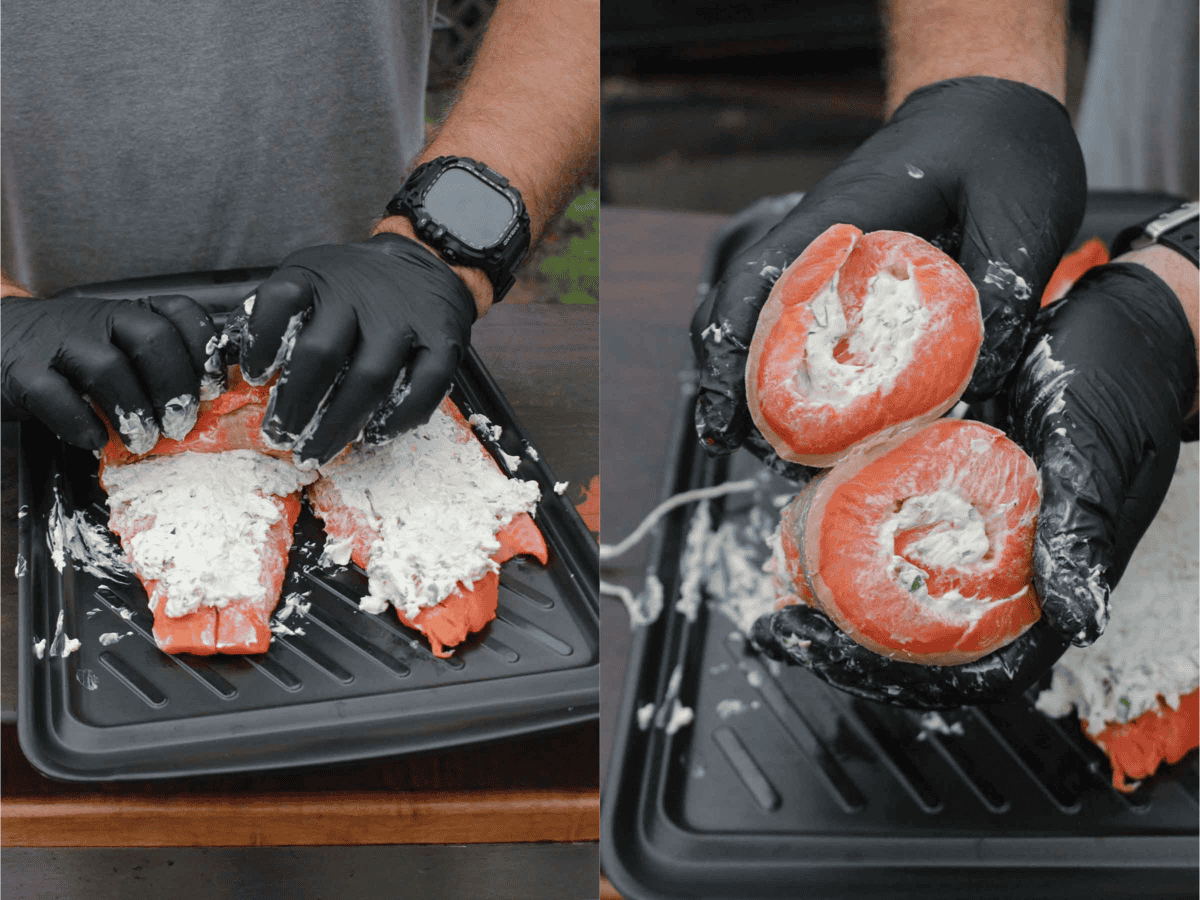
left=600, top=0, right=1094, bottom=213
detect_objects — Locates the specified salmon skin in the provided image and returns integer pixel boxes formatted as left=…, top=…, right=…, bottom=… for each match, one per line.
left=747, top=225, right=982, bottom=467
left=308, top=397, right=546, bottom=658
left=99, top=369, right=547, bottom=657
left=779, top=419, right=1041, bottom=665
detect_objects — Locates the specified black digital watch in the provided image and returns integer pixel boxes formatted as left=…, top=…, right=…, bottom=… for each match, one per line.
left=386, top=156, right=532, bottom=303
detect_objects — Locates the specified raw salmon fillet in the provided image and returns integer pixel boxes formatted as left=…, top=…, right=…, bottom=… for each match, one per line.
left=98, top=369, right=315, bottom=655
left=1086, top=690, right=1200, bottom=792
left=99, top=369, right=547, bottom=659
left=747, top=225, right=982, bottom=467
left=308, top=397, right=546, bottom=657
left=778, top=419, right=1042, bottom=665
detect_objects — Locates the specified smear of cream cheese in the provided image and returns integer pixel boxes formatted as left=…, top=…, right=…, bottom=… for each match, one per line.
left=918, top=711, right=964, bottom=736
left=498, top=449, right=522, bottom=475
left=200, top=334, right=227, bottom=400
left=716, top=699, right=747, bottom=720
left=637, top=703, right=656, bottom=730
left=46, top=609, right=81, bottom=657
left=114, top=406, right=159, bottom=456
left=664, top=701, right=694, bottom=734
left=102, top=450, right=317, bottom=618
left=315, top=406, right=540, bottom=621
left=160, top=394, right=199, bottom=441
left=47, top=493, right=135, bottom=580
left=796, top=267, right=930, bottom=408
left=362, top=367, right=412, bottom=446
left=243, top=309, right=307, bottom=386
left=675, top=502, right=711, bottom=622
left=468, top=413, right=502, bottom=442
left=983, top=259, right=1032, bottom=301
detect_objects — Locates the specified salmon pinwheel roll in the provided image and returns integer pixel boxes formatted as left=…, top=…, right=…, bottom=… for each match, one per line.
left=779, top=419, right=1042, bottom=665
left=747, top=225, right=983, bottom=467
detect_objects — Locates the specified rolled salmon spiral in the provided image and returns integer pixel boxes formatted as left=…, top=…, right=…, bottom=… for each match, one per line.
left=779, top=419, right=1042, bottom=665
left=747, top=225, right=983, bottom=466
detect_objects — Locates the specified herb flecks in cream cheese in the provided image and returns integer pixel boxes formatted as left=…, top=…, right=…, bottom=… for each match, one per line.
left=797, top=267, right=930, bottom=408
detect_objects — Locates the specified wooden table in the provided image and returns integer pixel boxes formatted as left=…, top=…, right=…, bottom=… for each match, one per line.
left=1, top=301, right=599, bottom=849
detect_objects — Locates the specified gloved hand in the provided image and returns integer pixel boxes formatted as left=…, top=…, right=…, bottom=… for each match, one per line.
left=1008, top=262, right=1197, bottom=646
left=752, top=606, right=1068, bottom=710
left=237, top=233, right=476, bottom=466
left=1, top=294, right=220, bottom=454
left=751, top=261, right=1197, bottom=709
left=692, top=76, right=1086, bottom=475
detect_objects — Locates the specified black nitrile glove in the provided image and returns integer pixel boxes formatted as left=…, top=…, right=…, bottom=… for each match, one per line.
left=750, top=261, right=1197, bottom=709
left=1, top=294, right=219, bottom=454
left=751, top=606, right=1069, bottom=710
left=692, top=76, right=1087, bottom=475
left=1008, top=262, right=1197, bottom=646
left=238, top=233, right=476, bottom=466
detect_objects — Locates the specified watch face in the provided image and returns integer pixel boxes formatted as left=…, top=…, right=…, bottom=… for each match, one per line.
left=424, top=167, right=515, bottom=249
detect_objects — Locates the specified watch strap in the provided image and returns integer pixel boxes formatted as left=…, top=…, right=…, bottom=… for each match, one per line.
left=1112, top=201, right=1200, bottom=267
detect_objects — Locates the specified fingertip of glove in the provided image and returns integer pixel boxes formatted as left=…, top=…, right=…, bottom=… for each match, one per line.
left=80, top=424, right=109, bottom=453
left=749, top=612, right=781, bottom=657
left=693, top=395, right=739, bottom=455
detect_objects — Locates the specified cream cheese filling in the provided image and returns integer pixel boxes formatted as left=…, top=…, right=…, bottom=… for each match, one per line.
left=316, top=406, right=541, bottom=621
left=103, top=450, right=317, bottom=618
left=795, top=266, right=930, bottom=408
left=1036, top=444, right=1199, bottom=733
left=876, top=488, right=1017, bottom=624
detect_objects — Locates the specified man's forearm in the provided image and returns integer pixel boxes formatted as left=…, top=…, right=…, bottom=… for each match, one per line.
left=883, top=0, right=1069, bottom=115
left=375, top=0, right=599, bottom=315
left=1, top=271, right=33, bottom=298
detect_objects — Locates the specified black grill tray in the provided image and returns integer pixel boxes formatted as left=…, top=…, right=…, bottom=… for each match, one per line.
left=17, top=271, right=599, bottom=781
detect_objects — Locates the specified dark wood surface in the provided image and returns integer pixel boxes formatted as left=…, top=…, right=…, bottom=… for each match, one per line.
left=1, top=301, right=599, bottom=847
left=599, top=207, right=726, bottom=793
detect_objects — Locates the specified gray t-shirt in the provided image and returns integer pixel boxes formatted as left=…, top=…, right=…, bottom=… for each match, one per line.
left=2, top=0, right=436, bottom=296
